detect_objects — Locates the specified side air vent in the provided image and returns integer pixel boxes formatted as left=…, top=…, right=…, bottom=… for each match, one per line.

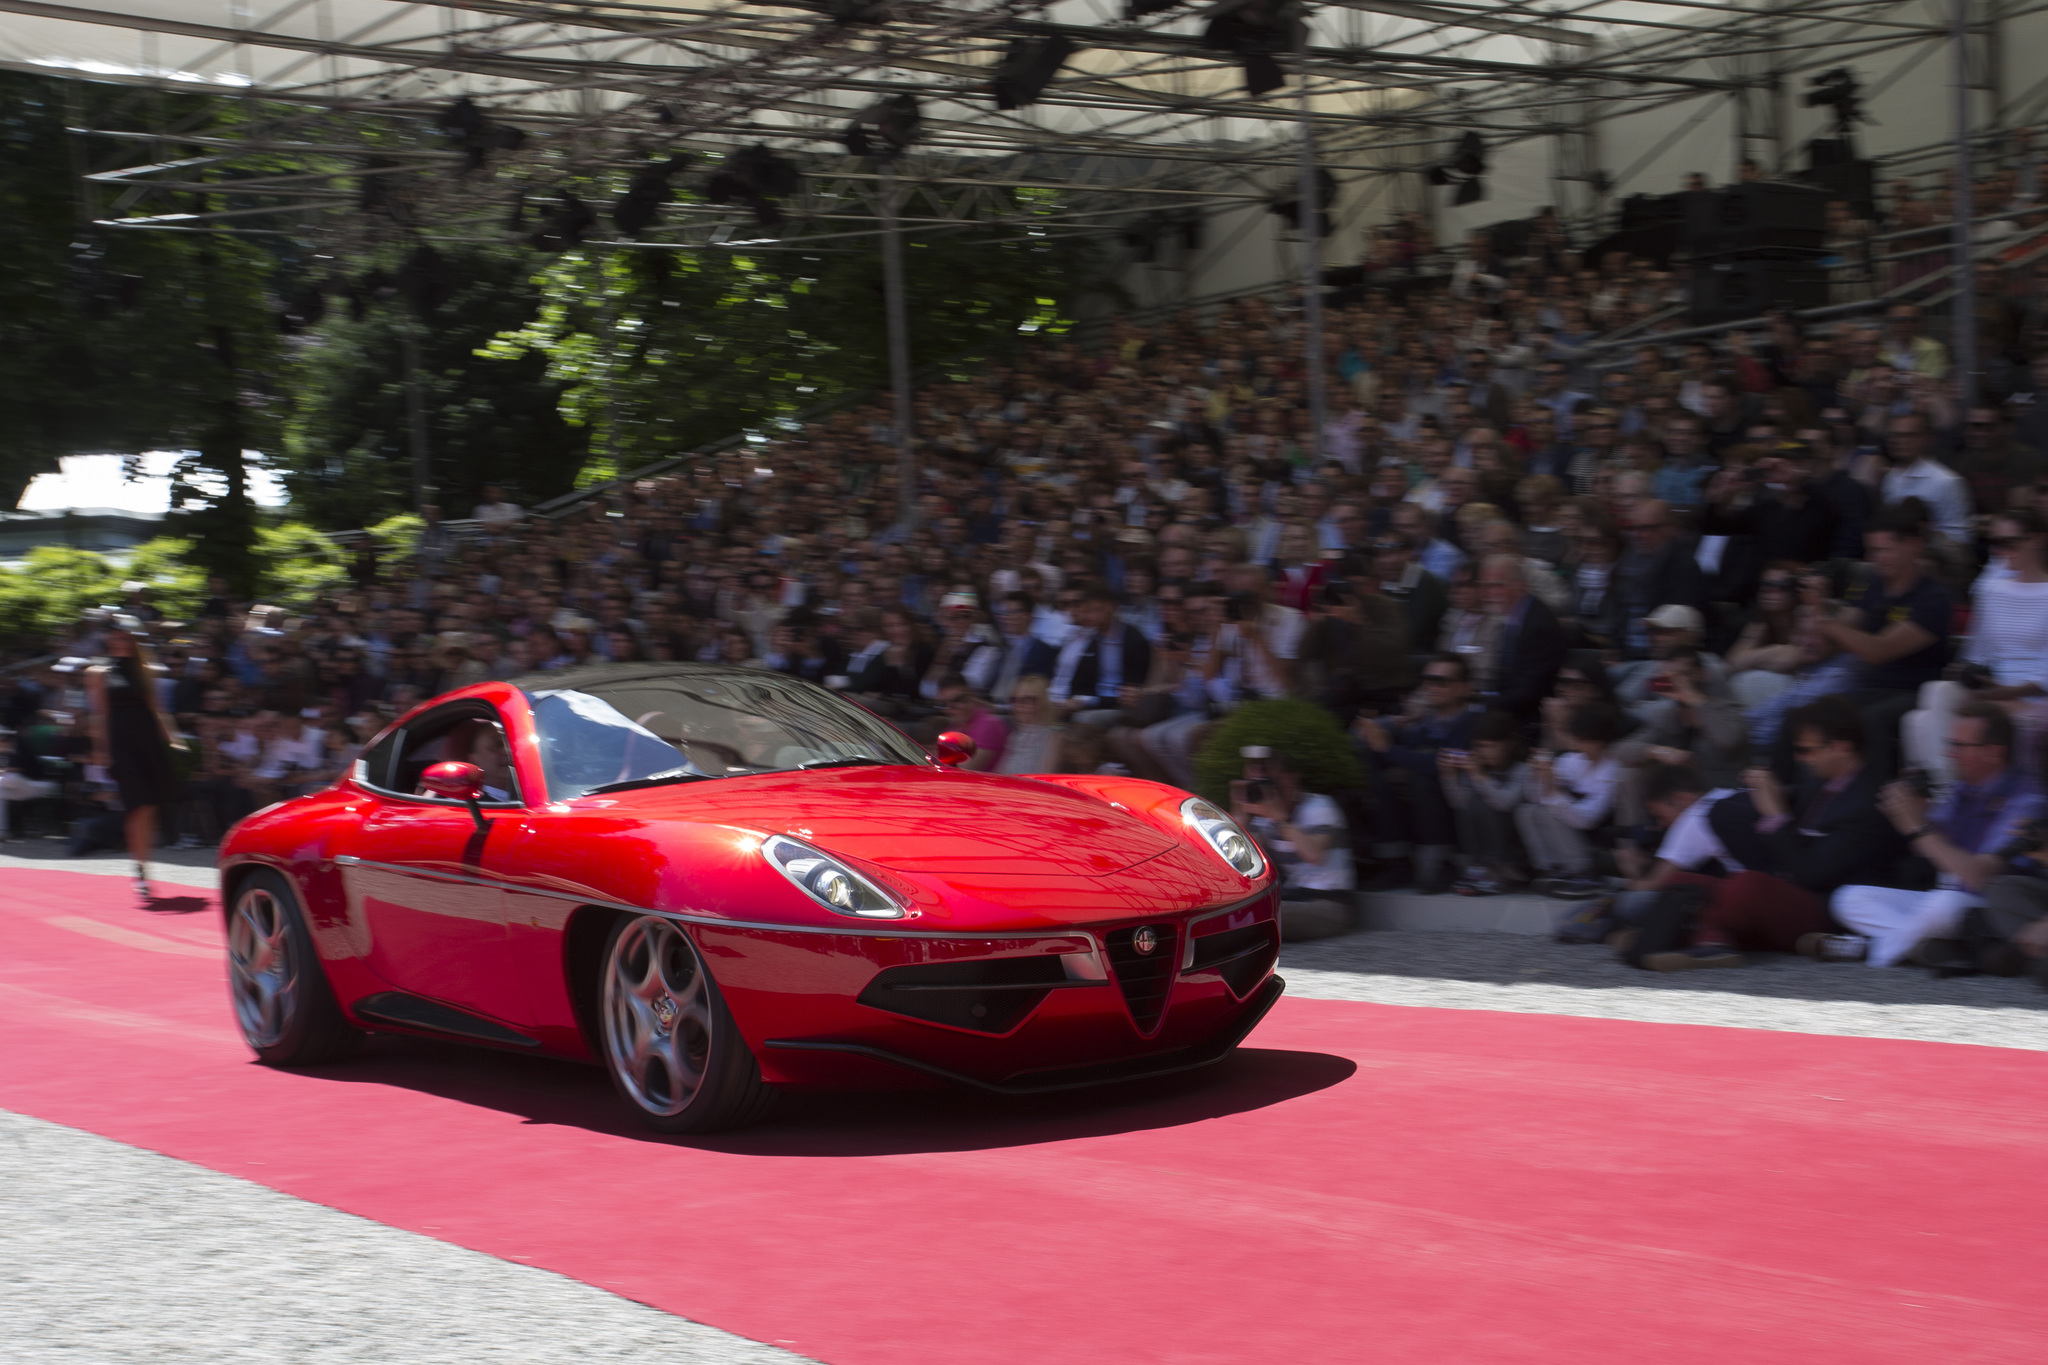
left=1185, top=921, right=1279, bottom=999
left=858, top=956, right=1073, bottom=1035
left=1103, top=923, right=1179, bottom=1033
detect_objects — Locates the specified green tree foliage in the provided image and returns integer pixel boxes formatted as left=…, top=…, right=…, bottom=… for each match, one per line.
left=484, top=208, right=1104, bottom=481
left=0, top=72, right=286, bottom=590
left=0, top=524, right=343, bottom=642
left=1195, top=700, right=1366, bottom=806
left=279, top=247, right=588, bottom=527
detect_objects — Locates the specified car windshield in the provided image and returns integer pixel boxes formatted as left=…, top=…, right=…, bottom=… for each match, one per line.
left=526, top=672, right=930, bottom=800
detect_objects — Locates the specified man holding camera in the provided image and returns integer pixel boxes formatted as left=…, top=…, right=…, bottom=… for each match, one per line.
left=1231, top=745, right=1354, bottom=941
left=1825, top=701, right=2043, bottom=965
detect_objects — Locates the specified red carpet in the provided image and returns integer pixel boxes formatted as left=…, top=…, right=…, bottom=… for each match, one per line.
left=5, top=866, right=2047, bottom=1363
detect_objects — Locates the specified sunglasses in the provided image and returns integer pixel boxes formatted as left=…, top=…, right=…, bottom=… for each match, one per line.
left=1420, top=673, right=1457, bottom=684
left=1793, top=743, right=1824, bottom=756
left=1990, top=535, right=2027, bottom=550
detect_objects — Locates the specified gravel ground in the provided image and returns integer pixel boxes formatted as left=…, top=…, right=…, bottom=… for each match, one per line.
left=0, top=1109, right=812, bottom=1365
left=1281, top=928, right=2048, bottom=1051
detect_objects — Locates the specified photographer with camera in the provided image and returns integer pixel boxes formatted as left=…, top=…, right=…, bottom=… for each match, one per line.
left=1230, top=744, right=1354, bottom=941
left=1825, top=700, right=2044, bottom=965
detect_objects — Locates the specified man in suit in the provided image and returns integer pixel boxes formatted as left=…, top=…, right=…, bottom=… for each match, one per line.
left=1643, top=697, right=1906, bottom=970
left=964, top=592, right=1054, bottom=704
left=1477, top=554, right=1564, bottom=721
left=1049, top=582, right=1153, bottom=728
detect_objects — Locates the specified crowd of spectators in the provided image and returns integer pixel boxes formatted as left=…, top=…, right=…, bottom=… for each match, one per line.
left=9, top=176, right=2048, bottom=980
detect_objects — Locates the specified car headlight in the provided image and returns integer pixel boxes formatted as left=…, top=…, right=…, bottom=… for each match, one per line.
left=1180, top=797, right=1266, bottom=878
left=762, top=834, right=906, bottom=919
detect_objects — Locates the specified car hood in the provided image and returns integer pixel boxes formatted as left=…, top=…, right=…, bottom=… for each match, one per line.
left=585, top=766, right=1182, bottom=877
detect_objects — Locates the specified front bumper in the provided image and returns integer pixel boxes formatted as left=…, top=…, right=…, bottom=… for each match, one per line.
left=701, top=889, right=1281, bottom=1090
left=764, top=975, right=1284, bottom=1094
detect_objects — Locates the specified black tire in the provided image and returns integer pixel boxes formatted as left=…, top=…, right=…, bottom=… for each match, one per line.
left=598, top=913, right=773, bottom=1134
left=226, top=868, right=361, bottom=1066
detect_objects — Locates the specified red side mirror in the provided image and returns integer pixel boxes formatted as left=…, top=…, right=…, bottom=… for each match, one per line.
left=934, top=731, right=978, bottom=768
left=421, top=760, right=486, bottom=801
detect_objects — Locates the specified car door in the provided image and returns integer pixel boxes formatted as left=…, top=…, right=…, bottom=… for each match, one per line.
left=341, top=701, right=531, bottom=1027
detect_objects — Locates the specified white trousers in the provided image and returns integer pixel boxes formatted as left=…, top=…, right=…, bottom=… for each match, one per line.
left=1829, top=884, right=1980, bottom=967
left=1900, top=681, right=1966, bottom=788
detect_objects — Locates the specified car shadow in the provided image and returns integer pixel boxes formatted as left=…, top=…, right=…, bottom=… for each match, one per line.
left=299, top=1037, right=1357, bottom=1156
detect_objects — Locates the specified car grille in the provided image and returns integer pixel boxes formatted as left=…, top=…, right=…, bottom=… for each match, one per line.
left=857, top=956, right=1073, bottom=1035
left=1102, top=923, right=1179, bottom=1033
left=1184, top=921, right=1280, bottom=999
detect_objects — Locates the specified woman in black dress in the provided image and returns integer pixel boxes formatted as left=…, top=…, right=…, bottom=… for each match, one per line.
left=88, top=618, right=184, bottom=906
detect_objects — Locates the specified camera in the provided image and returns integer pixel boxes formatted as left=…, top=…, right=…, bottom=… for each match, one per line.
left=1243, top=779, right=1272, bottom=806
left=1901, top=766, right=1933, bottom=799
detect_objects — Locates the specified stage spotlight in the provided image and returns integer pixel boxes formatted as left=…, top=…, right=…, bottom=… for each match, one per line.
left=612, top=153, right=695, bottom=237
left=1268, top=166, right=1336, bottom=236
left=528, top=192, right=596, bottom=251
left=1451, top=131, right=1486, bottom=178
left=992, top=35, right=1077, bottom=110
left=1199, top=0, right=1303, bottom=97
left=1426, top=131, right=1487, bottom=204
left=822, top=0, right=890, bottom=24
left=704, top=144, right=803, bottom=228
left=844, top=94, right=922, bottom=158
left=435, top=96, right=527, bottom=174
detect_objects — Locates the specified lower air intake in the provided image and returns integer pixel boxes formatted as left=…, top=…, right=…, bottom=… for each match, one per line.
left=1185, top=921, right=1279, bottom=998
left=1103, top=923, right=1178, bottom=1033
left=857, top=956, right=1070, bottom=1034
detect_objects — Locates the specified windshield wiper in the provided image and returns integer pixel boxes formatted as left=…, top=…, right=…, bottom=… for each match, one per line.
left=585, top=767, right=714, bottom=795
left=794, top=755, right=891, bottom=771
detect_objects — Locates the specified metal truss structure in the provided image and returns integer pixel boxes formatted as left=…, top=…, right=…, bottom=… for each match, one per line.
left=9, top=0, right=2048, bottom=255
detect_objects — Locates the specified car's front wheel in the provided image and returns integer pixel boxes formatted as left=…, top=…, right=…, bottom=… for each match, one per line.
left=227, top=868, right=361, bottom=1066
left=599, top=914, right=772, bottom=1133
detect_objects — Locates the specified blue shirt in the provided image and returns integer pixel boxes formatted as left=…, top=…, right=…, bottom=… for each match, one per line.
left=1932, top=766, right=2043, bottom=859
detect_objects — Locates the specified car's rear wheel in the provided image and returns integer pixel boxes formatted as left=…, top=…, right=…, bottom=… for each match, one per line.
left=227, top=869, right=360, bottom=1066
left=599, top=914, right=772, bottom=1133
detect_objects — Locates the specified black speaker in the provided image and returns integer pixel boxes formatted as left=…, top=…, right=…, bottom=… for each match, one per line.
left=1618, top=192, right=1684, bottom=231
left=1682, top=183, right=1829, bottom=256
left=1687, top=256, right=1830, bottom=323
left=1799, top=144, right=1877, bottom=219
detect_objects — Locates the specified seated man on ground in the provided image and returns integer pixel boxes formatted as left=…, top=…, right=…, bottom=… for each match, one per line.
left=1643, top=697, right=1906, bottom=971
left=1557, top=764, right=1742, bottom=945
left=1352, top=653, right=1480, bottom=893
left=1612, top=644, right=1750, bottom=871
left=1514, top=699, right=1625, bottom=901
left=1231, top=744, right=1355, bottom=941
left=1440, top=709, right=1531, bottom=896
left=1825, top=700, right=2043, bottom=966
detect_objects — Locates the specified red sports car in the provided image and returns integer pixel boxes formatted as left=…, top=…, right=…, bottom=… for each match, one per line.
left=220, top=664, right=1283, bottom=1132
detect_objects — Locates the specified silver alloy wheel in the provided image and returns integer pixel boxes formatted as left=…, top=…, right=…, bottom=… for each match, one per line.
left=602, top=916, right=714, bottom=1118
left=228, top=884, right=299, bottom=1049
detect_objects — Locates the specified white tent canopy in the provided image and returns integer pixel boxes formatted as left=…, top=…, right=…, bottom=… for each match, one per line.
left=8, top=1, right=2045, bottom=292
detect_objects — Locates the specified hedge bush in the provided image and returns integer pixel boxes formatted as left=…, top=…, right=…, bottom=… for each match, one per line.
left=1192, top=699, right=1364, bottom=805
